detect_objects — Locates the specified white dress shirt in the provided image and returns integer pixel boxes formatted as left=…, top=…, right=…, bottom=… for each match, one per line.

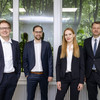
left=66, top=45, right=73, bottom=73
left=0, top=36, right=15, bottom=73
left=92, top=36, right=100, bottom=51
left=31, top=40, right=43, bottom=72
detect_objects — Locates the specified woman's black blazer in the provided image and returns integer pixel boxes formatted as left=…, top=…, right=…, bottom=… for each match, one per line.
left=56, top=45, right=84, bottom=84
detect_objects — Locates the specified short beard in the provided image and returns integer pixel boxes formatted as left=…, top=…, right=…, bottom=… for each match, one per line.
left=35, top=37, right=42, bottom=40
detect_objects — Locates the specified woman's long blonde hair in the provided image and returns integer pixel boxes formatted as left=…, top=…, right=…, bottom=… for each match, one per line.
left=60, top=28, right=80, bottom=58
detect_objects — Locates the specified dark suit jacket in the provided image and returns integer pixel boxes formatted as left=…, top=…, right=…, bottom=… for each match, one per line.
left=84, top=37, right=100, bottom=78
left=56, top=46, right=84, bottom=84
left=0, top=40, right=21, bottom=83
left=23, top=40, right=53, bottom=77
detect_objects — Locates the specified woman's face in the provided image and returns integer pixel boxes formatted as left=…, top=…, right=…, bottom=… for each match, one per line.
left=64, top=30, right=75, bottom=44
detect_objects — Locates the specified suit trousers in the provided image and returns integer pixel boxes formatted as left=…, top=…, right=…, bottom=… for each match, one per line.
left=27, top=73, right=48, bottom=100
left=86, top=71, right=100, bottom=100
left=0, top=73, right=18, bottom=100
left=55, top=72, right=79, bottom=100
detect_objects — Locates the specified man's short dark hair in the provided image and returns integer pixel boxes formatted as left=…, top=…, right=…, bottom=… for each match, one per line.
left=33, top=25, right=43, bottom=32
left=0, top=20, right=11, bottom=29
left=92, top=21, right=100, bottom=27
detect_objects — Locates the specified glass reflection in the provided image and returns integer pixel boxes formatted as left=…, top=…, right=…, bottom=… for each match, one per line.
left=19, top=0, right=53, bottom=46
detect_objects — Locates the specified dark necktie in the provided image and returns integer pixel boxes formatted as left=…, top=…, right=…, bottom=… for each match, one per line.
left=93, top=39, right=97, bottom=55
left=92, top=39, right=97, bottom=70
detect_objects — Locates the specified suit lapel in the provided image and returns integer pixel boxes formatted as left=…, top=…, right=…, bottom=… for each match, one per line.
left=71, top=55, right=74, bottom=70
left=95, top=40, right=100, bottom=56
left=11, top=40, right=15, bottom=63
left=41, top=41, right=45, bottom=60
left=64, top=57, right=67, bottom=71
left=32, top=40, right=35, bottom=63
left=0, top=41, right=4, bottom=83
left=88, top=38, right=94, bottom=57
left=0, top=40, right=4, bottom=58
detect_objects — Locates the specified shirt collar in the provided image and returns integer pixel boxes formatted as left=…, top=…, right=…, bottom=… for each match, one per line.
left=92, top=36, right=100, bottom=41
left=0, top=36, right=12, bottom=43
left=34, top=40, right=41, bottom=44
left=67, top=44, right=73, bottom=49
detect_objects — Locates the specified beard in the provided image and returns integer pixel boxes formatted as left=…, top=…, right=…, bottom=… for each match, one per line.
left=34, top=36, right=42, bottom=40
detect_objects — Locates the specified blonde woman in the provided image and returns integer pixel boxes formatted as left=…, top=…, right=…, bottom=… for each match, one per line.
left=55, top=28, right=84, bottom=100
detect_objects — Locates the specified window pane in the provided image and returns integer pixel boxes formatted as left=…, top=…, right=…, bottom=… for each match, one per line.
left=19, top=0, right=53, bottom=46
left=62, top=0, right=100, bottom=46
left=0, top=0, right=13, bottom=38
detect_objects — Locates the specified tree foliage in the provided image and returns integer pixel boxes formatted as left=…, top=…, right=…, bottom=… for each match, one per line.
left=0, top=0, right=12, bottom=17
left=62, top=0, right=100, bottom=32
left=62, top=0, right=100, bottom=46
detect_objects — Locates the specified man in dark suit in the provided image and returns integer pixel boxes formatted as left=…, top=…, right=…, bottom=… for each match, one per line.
left=23, top=25, right=53, bottom=100
left=0, top=20, right=21, bottom=100
left=84, top=21, right=100, bottom=100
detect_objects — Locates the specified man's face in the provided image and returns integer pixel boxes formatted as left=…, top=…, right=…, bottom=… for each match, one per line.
left=0, top=22, right=11, bottom=38
left=33, top=27, right=43, bottom=40
left=92, top=23, right=100, bottom=38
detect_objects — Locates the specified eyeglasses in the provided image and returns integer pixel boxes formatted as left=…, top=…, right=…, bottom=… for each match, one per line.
left=34, top=31, right=43, bottom=34
left=0, top=27, right=10, bottom=30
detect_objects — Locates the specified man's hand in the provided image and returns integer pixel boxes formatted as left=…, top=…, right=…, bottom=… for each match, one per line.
left=26, top=75, right=28, bottom=78
left=84, top=77, right=86, bottom=82
left=48, top=77, right=53, bottom=82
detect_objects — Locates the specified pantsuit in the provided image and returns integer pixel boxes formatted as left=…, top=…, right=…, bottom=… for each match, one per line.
left=56, top=73, right=79, bottom=100
left=56, top=46, right=84, bottom=100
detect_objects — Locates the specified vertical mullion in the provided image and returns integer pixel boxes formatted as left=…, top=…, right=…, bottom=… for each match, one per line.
left=54, top=0, right=62, bottom=78
left=13, top=0, right=19, bottom=41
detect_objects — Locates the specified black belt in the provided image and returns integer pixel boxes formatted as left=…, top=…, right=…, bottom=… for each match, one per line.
left=92, top=70, right=97, bottom=72
left=4, top=72, right=15, bottom=74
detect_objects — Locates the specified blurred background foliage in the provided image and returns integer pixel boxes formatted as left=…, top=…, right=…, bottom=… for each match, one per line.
left=76, top=29, right=91, bottom=47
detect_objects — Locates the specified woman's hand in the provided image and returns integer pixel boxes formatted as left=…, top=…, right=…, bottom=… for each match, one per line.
left=57, top=81, right=61, bottom=91
left=77, top=83, right=83, bottom=91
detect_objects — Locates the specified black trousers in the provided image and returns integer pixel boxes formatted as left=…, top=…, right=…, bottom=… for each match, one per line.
left=55, top=72, right=79, bottom=100
left=27, top=73, right=48, bottom=100
left=0, top=73, right=18, bottom=100
left=86, top=71, right=100, bottom=100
